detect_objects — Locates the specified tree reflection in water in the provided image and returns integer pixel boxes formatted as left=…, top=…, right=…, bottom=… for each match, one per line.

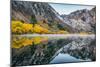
left=11, top=35, right=96, bottom=66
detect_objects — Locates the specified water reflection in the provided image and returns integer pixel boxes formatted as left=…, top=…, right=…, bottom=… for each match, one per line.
left=50, top=53, right=85, bottom=64
left=11, top=36, right=48, bottom=48
left=11, top=35, right=96, bottom=66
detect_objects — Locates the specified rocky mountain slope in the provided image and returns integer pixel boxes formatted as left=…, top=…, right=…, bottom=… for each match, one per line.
left=12, top=1, right=96, bottom=33
left=61, top=7, right=96, bottom=33
left=12, top=1, right=73, bottom=33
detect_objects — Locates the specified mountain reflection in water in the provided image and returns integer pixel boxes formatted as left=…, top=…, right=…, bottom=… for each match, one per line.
left=11, top=35, right=96, bottom=66
left=50, top=53, right=87, bottom=64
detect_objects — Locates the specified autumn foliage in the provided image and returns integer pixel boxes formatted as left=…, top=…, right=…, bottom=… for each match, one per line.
left=12, top=20, right=50, bottom=34
left=12, top=36, right=48, bottom=48
left=33, top=24, right=49, bottom=34
left=11, top=20, right=70, bottom=34
left=12, top=21, right=33, bottom=34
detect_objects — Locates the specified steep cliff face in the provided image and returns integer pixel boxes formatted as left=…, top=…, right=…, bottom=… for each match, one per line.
left=61, top=7, right=96, bottom=33
left=12, top=1, right=73, bottom=32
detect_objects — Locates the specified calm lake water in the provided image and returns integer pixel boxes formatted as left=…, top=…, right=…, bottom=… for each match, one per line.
left=11, top=34, right=96, bottom=66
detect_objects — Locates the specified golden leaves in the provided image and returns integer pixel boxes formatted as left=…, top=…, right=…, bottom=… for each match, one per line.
left=12, top=36, right=48, bottom=48
left=79, top=32, right=88, bottom=35
left=33, top=37, right=42, bottom=44
left=12, top=21, right=23, bottom=34
left=12, top=21, right=49, bottom=34
left=57, top=30, right=69, bottom=34
left=11, top=20, right=70, bottom=34
left=22, top=23, right=33, bottom=33
left=33, top=24, right=49, bottom=34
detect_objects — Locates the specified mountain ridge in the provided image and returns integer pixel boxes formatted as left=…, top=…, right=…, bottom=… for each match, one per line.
left=12, top=1, right=96, bottom=34
left=61, top=7, right=96, bottom=33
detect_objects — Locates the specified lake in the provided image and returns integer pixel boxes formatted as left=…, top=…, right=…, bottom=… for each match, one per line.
left=11, top=34, right=96, bottom=66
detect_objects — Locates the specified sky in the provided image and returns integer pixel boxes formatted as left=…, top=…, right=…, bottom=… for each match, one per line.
left=49, top=3, right=95, bottom=15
